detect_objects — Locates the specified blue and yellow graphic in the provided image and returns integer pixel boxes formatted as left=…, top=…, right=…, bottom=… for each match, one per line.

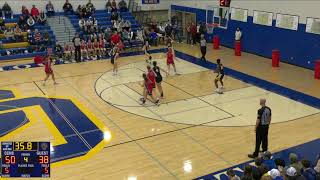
left=0, top=89, right=111, bottom=167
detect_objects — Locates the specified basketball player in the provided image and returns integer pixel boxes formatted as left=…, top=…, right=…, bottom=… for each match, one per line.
left=43, top=56, right=57, bottom=86
left=110, top=45, right=120, bottom=75
left=214, top=58, right=224, bottom=93
left=87, top=39, right=94, bottom=60
left=153, top=61, right=168, bottom=98
left=93, top=38, right=100, bottom=60
left=80, top=40, right=89, bottom=60
left=147, top=64, right=156, bottom=90
left=166, top=45, right=178, bottom=75
left=140, top=73, right=160, bottom=105
left=142, top=39, right=152, bottom=64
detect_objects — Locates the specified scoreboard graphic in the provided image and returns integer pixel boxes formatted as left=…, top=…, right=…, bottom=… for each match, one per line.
left=1, top=141, right=50, bottom=178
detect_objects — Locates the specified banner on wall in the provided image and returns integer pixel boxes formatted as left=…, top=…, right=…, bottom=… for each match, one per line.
left=276, top=13, right=299, bottom=31
left=306, top=17, right=320, bottom=35
left=142, top=0, right=159, bottom=4
left=253, top=10, right=273, bottom=26
left=231, top=8, right=248, bottom=22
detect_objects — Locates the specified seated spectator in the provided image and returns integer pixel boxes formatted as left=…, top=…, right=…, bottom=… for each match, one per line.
left=92, top=17, right=98, bottom=30
left=86, top=0, right=95, bottom=16
left=112, top=20, right=120, bottom=32
left=85, top=18, right=93, bottom=33
left=267, top=169, right=283, bottom=180
left=34, top=29, right=42, bottom=45
left=128, top=28, right=134, bottom=41
left=315, top=156, right=320, bottom=173
left=252, top=157, right=263, bottom=180
left=259, top=164, right=270, bottom=177
left=274, top=158, right=286, bottom=173
left=27, top=29, right=34, bottom=44
left=123, top=20, right=131, bottom=31
left=0, top=17, right=5, bottom=33
left=14, top=26, right=24, bottom=42
left=63, top=0, right=73, bottom=14
left=81, top=5, right=88, bottom=18
left=227, top=169, right=240, bottom=180
left=118, top=0, right=128, bottom=12
left=55, top=43, right=63, bottom=61
left=2, top=2, right=12, bottom=19
left=79, top=18, right=86, bottom=31
left=43, top=31, right=50, bottom=45
left=21, top=6, right=29, bottom=18
left=4, top=28, right=14, bottom=41
left=106, top=0, right=112, bottom=13
left=46, top=1, right=55, bottom=17
left=286, top=167, right=306, bottom=180
left=110, top=11, right=119, bottom=23
left=111, top=0, right=117, bottom=12
left=31, top=5, right=40, bottom=21
left=104, top=27, right=112, bottom=42
left=27, top=16, right=35, bottom=29
left=285, top=153, right=303, bottom=175
left=262, top=151, right=276, bottom=171
left=75, top=5, right=83, bottom=18
left=241, top=165, right=253, bottom=180
left=150, top=29, right=158, bottom=46
left=39, top=11, right=47, bottom=25
left=301, top=159, right=317, bottom=180
left=17, top=16, right=27, bottom=31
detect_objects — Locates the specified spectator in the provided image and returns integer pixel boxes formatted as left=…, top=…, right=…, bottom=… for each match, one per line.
left=186, top=23, right=191, bottom=44
left=235, top=27, right=242, bottom=41
left=2, top=2, right=12, bottom=19
left=34, top=29, right=42, bottom=46
left=286, top=153, right=303, bottom=175
left=79, top=18, right=86, bottom=31
left=63, top=0, right=73, bottom=14
left=252, top=157, right=264, bottom=180
left=43, top=31, right=50, bottom=45
left=18, top=16, right=27, bottom=31
left=55, top=43, right=63, bottom=61
left=111, top=11, right=119, bottom=23
left=106, top=0, right=112, bottom=13
left=200, top=34, right=206, bottom=61
left=27, top=29, right=34, bottom=44
left=262, top=151, right=276, bottom=171
left=241, top=165, right=253, bottom=180
left=104, top=27, right=112, bottom=41
left=267, top=169, right=283, bottom=180
left=39, top=11, right=47, bottom=25
left=14, top=26, right=24, bottom=42
left=111, top=0, right=117, bottom=12
left=118, top=0, right=128, bottom=12
left=86, top=0, right=95, bottom=15
left=27, top=16, right=35, bottom=29
left=128, top=28, right=134, bottom=41
left=31, top=5, right=40, bottom=21
left=286, top=167, right=306, bottom=180
left=46, top=1, right=55, bottom=17
left=21, top=6, right=29, bottom=18
left=4, top=28, right=14, bottom=41
left=190, top=22, right=197, bottom=46
left=92, top=17, right=98, bottom=30
left=227, top=169, right=241, bottom=180
left=150, top=29, right=158, bottom=46
left=165, top=22, right=173, bottom=39
left=274, top=158, right=286, bottom=173
left=315, top=157, right=320, bottom=173
left=76, top=5, right=83, bottom=18
left=301, top=159, right=317, bottom=180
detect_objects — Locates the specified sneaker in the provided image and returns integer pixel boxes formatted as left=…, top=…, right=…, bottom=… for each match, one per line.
left=155, top=99, right=160, bottom=106
left=160, top=93, right=164, bottom=98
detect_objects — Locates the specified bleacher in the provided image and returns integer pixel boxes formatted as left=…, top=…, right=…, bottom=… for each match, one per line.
left=67, top=10, right=143, bottom=52
left=0, top=16, right=56, bottom=61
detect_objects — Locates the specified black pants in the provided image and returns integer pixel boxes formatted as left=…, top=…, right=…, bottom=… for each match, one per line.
left=254, top=125, right=269, bottom=156
left=75, top=45, right=81, bottom=62
left=200, top=46, right=206, bottom=61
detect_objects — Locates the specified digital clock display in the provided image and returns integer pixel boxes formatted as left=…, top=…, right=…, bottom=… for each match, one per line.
left=220, top=0, right=231, bottom=7
left=1, top=141, right=50, bottom=178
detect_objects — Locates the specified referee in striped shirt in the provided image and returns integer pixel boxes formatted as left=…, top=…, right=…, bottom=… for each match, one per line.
left=248, top=98, right=272, bottom=158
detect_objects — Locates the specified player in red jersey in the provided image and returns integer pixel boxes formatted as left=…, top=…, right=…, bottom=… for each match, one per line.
left=80, top=40, right=89, bottom=60
left=166, top=45, right=178, bottom=75
left=93, top=38, right=100, bottom=59
left=43, top=56, right=57, bottom=86
left=87, top=39, right=94, bottom=60
left=110, top=45, right=120, bottom=75
left=140, top=73, right=160, bottom=105
left=99, top=37, right=106, bottom=58
left=147, top=65, right=156, bottom=89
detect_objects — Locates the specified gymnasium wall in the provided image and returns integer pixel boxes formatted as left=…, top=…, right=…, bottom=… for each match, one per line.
left=171, top=1, right=320, bottom=69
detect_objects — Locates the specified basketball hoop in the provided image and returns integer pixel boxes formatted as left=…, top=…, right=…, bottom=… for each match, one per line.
left=206, top=23, right=219, bottom=34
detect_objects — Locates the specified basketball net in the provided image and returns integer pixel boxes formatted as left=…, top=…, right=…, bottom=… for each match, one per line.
left=206, top=23, right=219, bottom=34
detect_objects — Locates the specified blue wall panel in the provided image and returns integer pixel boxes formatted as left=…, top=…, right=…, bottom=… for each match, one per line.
left=171, top=5, right=320, bottom=69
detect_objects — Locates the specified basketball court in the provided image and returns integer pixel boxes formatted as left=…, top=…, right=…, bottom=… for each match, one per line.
left=0, top=42, right=319, bottom=179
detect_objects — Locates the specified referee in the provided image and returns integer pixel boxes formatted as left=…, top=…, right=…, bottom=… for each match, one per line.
left=200, top=34, right=206, bottom=61
left=248, top=98, right=272, bottom=158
